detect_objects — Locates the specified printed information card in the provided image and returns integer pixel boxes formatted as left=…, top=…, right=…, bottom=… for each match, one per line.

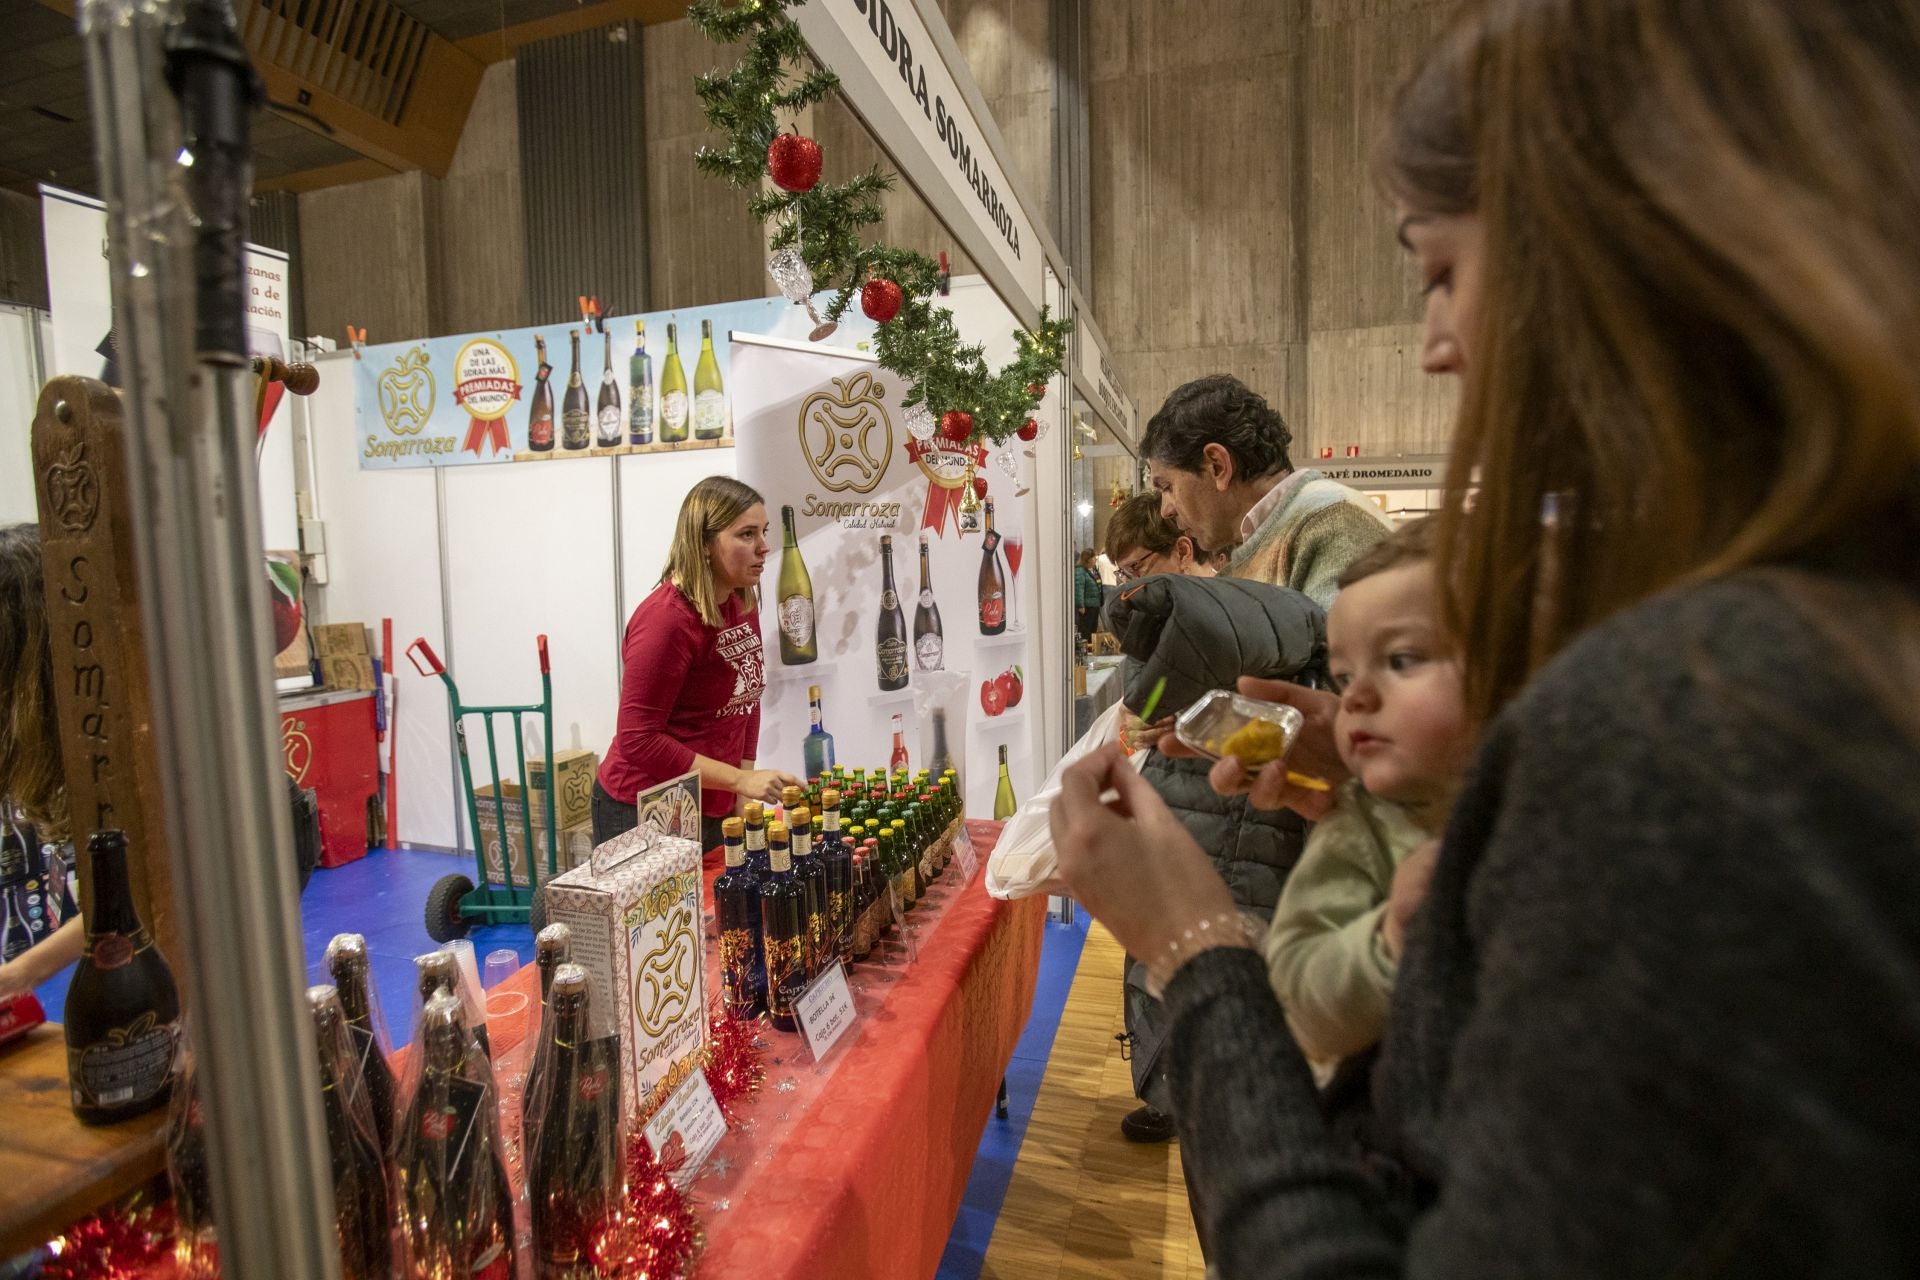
left=643, top=1068, right=728, bottom=1187
left=796, top=960, right=859, bottom=1063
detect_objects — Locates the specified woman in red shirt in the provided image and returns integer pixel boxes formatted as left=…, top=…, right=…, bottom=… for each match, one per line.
left=593, top=477, right=803, bottom=853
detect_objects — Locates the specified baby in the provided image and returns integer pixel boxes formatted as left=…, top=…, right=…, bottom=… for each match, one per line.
left=1264, top=516, right=1469, bottom=1069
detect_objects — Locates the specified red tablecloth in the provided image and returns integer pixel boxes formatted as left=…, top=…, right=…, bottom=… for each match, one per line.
left=496, top=819, right=1042, bottom=1279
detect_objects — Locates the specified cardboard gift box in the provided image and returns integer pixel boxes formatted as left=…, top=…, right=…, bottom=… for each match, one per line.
left=321, top=653, right=376, bottom=692
left=312, top=622, right=369, bottom=658
left=527, top=747, right=597, bottom=832
left=473, top=780, right=592, bottom=886
left=544, top=830, right=709, bottom=1122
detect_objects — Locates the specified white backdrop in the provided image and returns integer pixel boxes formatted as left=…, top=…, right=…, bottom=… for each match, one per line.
left=301, top=277, right=1057, bottom=852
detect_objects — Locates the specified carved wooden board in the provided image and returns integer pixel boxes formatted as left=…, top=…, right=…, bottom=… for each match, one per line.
left=30, top=376, right=180, bottom=978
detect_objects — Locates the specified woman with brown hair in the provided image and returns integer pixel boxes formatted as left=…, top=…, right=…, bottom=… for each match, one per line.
left=0, top=524, right=83, bottom=998
left=1048, top=0, right=1920, bottom=1274
left=594, top=476, right=801, bottom=852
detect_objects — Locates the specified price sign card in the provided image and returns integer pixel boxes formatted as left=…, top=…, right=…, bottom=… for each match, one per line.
left=952, top=823, right=979, bottom=883
left=643, top=1068, right=728, bottom=1188
left=796, top=960, right=859, bottom=1063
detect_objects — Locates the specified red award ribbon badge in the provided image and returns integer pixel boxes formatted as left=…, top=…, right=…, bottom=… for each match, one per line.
left=908, top=438, right=985, bottom=537
left=452, top=339, right=522, bottom=457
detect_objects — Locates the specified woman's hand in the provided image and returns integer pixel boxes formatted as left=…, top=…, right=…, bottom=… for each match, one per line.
left=1162, top=677, right=1348, bottom=819
left=1119, top=712, right=1175, bottom=753
left=1381, top=839, right=1441, bottom=961
left=1048, top=742, right=1239, bottom=964
left=734, top=768, right=803, bottom=805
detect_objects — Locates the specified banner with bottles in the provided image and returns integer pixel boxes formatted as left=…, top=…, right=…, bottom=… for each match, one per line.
left=730, top=334, right=1037, bottom=819
left=354, top=296, right=803, bottom=470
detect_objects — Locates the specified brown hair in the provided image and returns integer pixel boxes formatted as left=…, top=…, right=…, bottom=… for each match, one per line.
left=0, top=525, right=66, bottom=838
left=1337, top=516, right=1436, bottom=591
left=663, top=476, right=765, bottom=628
left=1105, top=493, right=1185, bottom=562
left=1386, top=0, right=1920, bottom=727
left=1076, top=548, right=1097, bottom=570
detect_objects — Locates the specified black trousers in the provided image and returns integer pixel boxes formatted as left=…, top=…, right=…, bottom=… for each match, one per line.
left=592, top=779, right=725, bottom=853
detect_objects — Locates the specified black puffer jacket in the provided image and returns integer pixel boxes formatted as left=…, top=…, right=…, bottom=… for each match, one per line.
left=1106, top=573, right=1328, bottom=915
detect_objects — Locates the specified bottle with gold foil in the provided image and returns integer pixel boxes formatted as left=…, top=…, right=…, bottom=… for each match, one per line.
left=743, top=800, right=770, bottom=885
left=818, top=790, right=855, bottom=967
left=713, top=818, right=766, bottom=1018
left=759, top=821, right=806, bottom=1032
left=789, top=805, right=827, bottom=980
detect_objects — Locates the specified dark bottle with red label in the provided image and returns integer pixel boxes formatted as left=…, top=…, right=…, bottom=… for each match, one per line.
left=529, top=964, right=622, bottom=1277
left=310, top=985, right=393, bottom=1280
left=64, top=830, right=180, bottom=1125
left=325, top=932, right=397, bottom=1156
left=977, top=499, right=1007, bottom=634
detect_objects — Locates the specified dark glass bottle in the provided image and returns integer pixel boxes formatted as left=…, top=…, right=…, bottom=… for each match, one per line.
left=790, top=805, right=827, bottom=980
left=562, top=328, right=591, bottom=450
left=742, top=801, right=770, bottom=885
left=910, top=801, right=936, bottom=888
left=1, top=828, right=33, bottom=962
left=416, top=949, right=491, bottom=1060
left=325, top=932, right=397, bottom=1156
left=396, top=993, right=515, bottom=1279
left=759, top=821, right=806, bottom=1032
left=528, top=334, right=555, bottom=451
left=876, top=535, right=909, bottom=690
left=849, top=853, right=875, bottom=961
left=978, top=498, right=1007, bottom=634
left=713, top=818, right=767, bottom=1018
left=64, top=830, right=180, bottom=1125
left=818, top=790, right=855, bottom=968
left=913, top=532, right=944, bottom=671
left=529, top=965, right=622, bottom=1278
left=879, top=827, right=914, bottom=915
left=595, top=326, right=623, bottom=447
left=310, top=985, right=393, bottom=1280
left=523, top=922, right=573, bottom=1151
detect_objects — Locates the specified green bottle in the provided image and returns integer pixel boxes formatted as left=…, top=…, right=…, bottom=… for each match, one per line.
left=778, top=506, right=817, bottom=666
left=693, top=318, right=727, bottom=440
left=993, top=745, right=1017, bottom=820
left=659, top=321, right=689, bottom=442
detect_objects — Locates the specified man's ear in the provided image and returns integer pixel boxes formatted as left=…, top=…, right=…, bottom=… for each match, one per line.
left=1175, top=535, right=1195, bottom=566
left=1202, top=442, right=1236, bottom=491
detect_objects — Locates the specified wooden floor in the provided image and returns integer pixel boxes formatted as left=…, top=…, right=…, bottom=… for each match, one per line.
left=981, top=923, right=1208, bottom=1280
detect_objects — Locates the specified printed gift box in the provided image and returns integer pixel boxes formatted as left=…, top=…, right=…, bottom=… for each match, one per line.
left=544, top=830, right=709, bottom=1122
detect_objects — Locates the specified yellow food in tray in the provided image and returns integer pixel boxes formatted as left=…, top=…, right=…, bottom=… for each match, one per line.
left=1219, top=718, right=1291, bottom=768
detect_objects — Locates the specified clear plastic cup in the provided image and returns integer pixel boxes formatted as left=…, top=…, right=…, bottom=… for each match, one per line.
left=483, top=948, right=520, bottom=989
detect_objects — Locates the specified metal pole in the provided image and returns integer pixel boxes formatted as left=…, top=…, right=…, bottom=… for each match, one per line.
left=77, top=0, right=339, bottom=1276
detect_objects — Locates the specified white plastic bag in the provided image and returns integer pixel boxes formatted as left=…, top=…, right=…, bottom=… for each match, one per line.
left=986, top=701, right=1137, bottom=900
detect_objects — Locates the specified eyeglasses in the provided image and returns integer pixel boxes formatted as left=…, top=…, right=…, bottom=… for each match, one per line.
left=1113, top=551, right=1158, bottom=583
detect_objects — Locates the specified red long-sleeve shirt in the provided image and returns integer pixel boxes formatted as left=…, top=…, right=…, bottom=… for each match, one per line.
left=598, top=581, right=764, bottom=817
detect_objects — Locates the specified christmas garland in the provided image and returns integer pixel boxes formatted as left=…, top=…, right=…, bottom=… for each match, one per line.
left=689, top=0, right=1070, bottom=447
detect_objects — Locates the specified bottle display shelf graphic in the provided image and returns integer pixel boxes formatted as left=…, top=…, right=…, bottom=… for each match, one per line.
left=352, top=292, right=831, bottom=471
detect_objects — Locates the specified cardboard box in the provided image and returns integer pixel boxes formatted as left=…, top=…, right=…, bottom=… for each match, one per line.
left=312, top=622, right=369, bottom=658
left=321, top=653, right=375, bottom=692
left=545, top=831, right=709, bottom=1123
left=473, top=780, right=593, bottom=886
left=527, top=748, right=598, bottom=832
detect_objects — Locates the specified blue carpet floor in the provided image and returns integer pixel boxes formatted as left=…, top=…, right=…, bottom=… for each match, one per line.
left=30, top=846, right=1090, bottom=1275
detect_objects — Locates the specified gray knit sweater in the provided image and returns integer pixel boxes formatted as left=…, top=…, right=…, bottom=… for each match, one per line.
left=1162, top=573, right=1920, bottom=1277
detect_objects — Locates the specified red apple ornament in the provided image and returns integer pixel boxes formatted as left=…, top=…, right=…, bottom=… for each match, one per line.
left=1017, top=418, right=1039, bottom=442
left=767, top=132, right=823, bottom=193
left=972, top=475, right=989, bottom=500
left=980, top=679, right=1007, bottom=717
left=861, top=278, right=903, bottom=323
left=939, top=410, right=974, bottom=444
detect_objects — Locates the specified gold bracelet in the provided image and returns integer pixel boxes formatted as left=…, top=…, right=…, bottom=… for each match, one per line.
left=1144, top=910, right=1263, bottom=999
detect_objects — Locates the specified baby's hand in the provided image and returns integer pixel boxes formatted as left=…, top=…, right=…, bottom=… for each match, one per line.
left=1382, top=839, right=1441, bottom=961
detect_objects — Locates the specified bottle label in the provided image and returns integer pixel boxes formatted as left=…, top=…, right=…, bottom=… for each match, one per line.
left=579, top=1066, right=610, bottom=1101
left=662, top=391, right=689, bottom=430
left=780, top=594, right=815, bottom=648
left=720, top=927, right=760, bottom=1011
left=881, top=589, right=898, bottom=611
left=980, top=593, right=1006, bottom=629
left=70, top=1011, right=177, bottom=1108
left=530, top=416, right=554, bottom=448
left=916, top=634, right=944, bottom=671
left=90, top=933, right=136, bottom=970
left=764, top=935, right=802, bottom=1016
left=631, top=400, right=655, bottom=443
left=597, top=407, right=622, bottom=444
left=877, top=637, right=908, bottom=684
left=918, top=589, right=935, bottom=609
left=694, top=390, right=727, bottom=436
left=562, top=410, right=591, bottom=449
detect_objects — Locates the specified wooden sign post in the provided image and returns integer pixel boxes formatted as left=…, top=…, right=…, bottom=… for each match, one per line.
left=30, top=375, right=180, bottom=977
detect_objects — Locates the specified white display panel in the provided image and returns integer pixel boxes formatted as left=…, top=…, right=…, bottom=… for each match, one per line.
left=442, top=456, right=624, bottom=794
left=304, top=351, right=459, bottom=850
left=614, top=447, right=739, bottom=656
left=0, top=304, right=47, bottom=525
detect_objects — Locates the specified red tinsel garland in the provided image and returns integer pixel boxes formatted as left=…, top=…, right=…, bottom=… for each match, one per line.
left=41, top=1003, right=764, bottom=1279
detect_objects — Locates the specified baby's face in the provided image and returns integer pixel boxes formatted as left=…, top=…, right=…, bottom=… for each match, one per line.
left=1326, top=563, right=1470, bottom=822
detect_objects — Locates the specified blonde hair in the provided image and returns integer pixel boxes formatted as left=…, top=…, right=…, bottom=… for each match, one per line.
left=664, top=476, right=766, bottom=628
left=0, top=525, right=66, bottom=839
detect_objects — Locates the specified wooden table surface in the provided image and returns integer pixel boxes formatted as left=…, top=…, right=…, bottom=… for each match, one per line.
left=0, top=1024, right=167, bottom=1259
